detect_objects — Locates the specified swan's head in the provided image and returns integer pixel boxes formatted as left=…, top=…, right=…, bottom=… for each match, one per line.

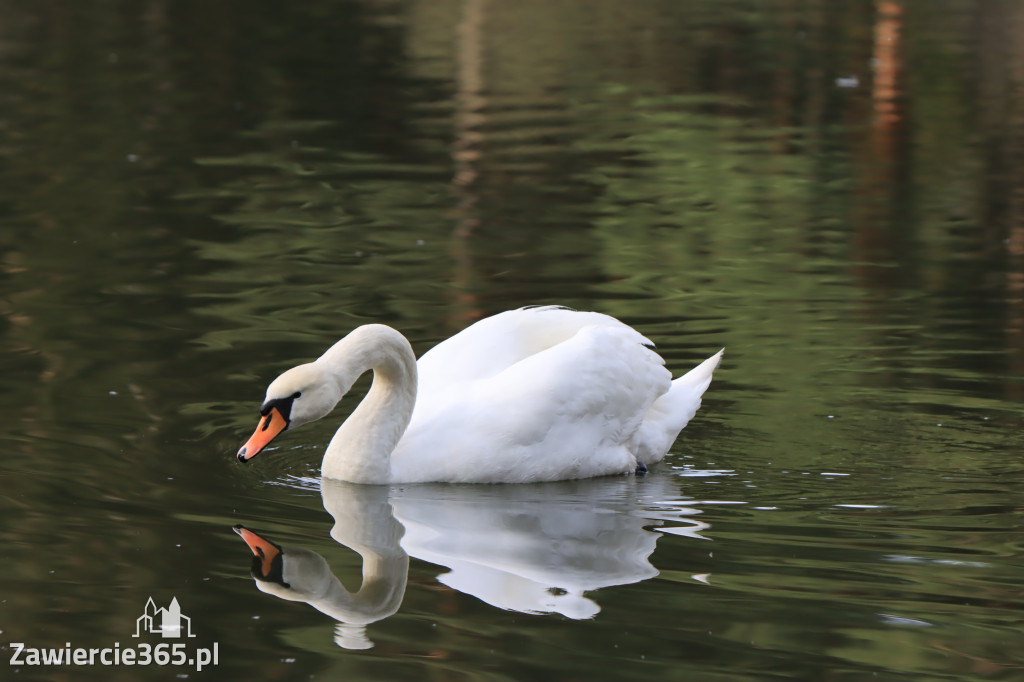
left=237, top=362, right=346, bottom=463
left=234, top=525, right=288, bottom=587
left=234, top=525, right=333, bottom=600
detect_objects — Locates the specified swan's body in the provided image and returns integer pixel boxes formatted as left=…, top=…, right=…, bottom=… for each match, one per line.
left=238, top=307, right=722, bottom=484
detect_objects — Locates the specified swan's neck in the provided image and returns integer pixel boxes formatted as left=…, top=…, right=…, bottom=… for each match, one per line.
left=320, top=325, right=418, bottom=483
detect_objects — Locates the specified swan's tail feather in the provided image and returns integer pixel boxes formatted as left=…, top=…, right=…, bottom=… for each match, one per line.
left=672, top=348, right=723, bottom=400
left=635, top=349, right=723, bottom=465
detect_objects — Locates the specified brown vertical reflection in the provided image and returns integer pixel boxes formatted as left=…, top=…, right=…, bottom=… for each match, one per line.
left=847, top=0, right=909, bottom=396
left=770, top=0, right=798, bottom=154
left=850, top=0, right=909, bottom=279
left=871, top=1, right=904, bottom=133
left=1006, top=81, right=1024, bottom=401
left=448, top=0, right=488, bottom=325
left=990, top=3, right=1024, bottom=397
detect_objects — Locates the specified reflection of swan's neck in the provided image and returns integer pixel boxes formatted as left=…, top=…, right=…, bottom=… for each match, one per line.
left=320, top=326, right=418, bottom=483
left=310, top=545, right=408, bottom=626
left=331, top=538, right=408, bottom=625
left=253, top=543, right=407, bottom=650
left=323, top=480, right=409, bottom=648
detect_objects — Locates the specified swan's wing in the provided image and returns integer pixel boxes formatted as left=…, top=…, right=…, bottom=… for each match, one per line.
left=415, top=307, right=633, bottom=393
left=396, top=323, right=671, bottom=483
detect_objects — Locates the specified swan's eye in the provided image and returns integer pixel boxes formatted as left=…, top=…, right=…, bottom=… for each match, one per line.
left=260, top=392, right=301, bottom=424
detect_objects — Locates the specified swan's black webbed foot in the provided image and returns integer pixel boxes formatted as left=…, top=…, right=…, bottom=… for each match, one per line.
left=634, top=461, right=648, bottom=475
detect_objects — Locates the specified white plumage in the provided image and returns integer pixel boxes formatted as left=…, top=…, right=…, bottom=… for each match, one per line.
left=237, top=306, right=722, bottom=484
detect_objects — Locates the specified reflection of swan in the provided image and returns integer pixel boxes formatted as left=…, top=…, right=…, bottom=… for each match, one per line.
left=237, top=476, right=706, bottom=645
left=237, top=306, right=722, bottom=483
left=234, top=484, right=407, bottom=650
left=390, top=477, right=673, bottom=619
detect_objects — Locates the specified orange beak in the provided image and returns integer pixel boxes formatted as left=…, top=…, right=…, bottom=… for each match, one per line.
left=237, top=407, right=288, bottom=463
left=233, top=525, right=282, bottom=578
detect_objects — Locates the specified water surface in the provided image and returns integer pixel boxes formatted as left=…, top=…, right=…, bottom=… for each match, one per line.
left=2, top=1, right=1024, bottom=680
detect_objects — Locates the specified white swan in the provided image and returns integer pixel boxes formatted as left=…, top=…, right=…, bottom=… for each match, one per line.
left=237, top=306, right=722, bottom=483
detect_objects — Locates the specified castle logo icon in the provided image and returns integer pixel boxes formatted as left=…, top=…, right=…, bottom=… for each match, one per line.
left=133, top=597, right=196, bottom=638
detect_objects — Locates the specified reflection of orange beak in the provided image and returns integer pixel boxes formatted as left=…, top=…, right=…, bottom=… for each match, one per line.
left=237, top=407, right=288, bottom=463
left=233, top=525, right=282, bottom=578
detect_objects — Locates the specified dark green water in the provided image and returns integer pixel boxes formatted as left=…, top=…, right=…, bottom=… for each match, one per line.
left=3, top=1, right=1024, bottom=680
